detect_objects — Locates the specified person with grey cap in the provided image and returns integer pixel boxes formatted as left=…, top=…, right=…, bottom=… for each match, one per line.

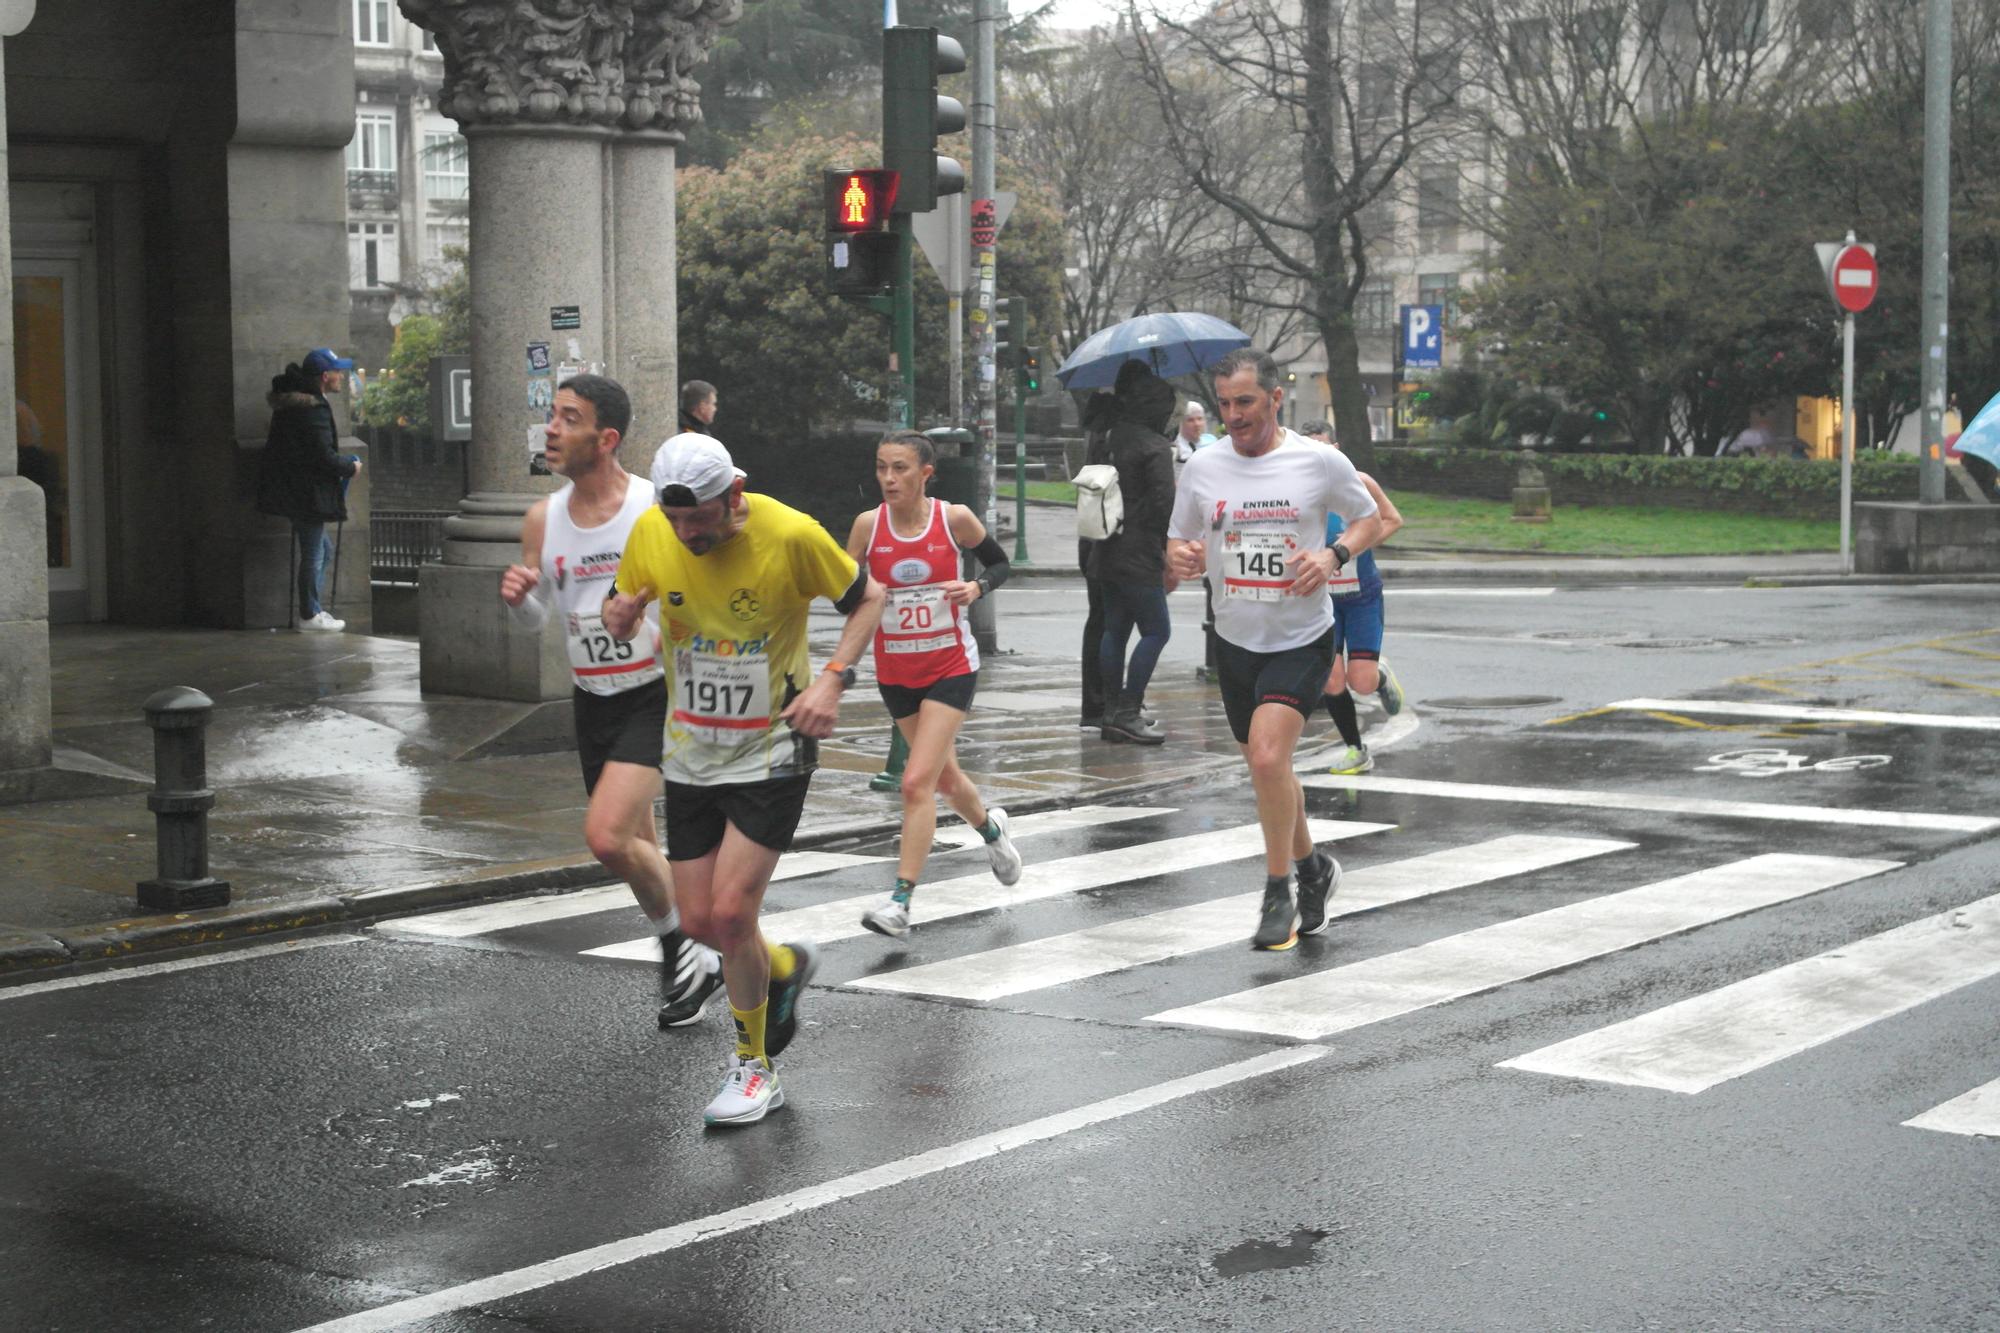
left=604, top=433, right=885, bottom=1128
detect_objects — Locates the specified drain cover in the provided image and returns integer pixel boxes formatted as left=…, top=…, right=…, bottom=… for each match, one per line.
left=1425, top=695, right=1563, bottom=710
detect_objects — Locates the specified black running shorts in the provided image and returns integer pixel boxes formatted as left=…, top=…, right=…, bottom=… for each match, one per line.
left=877, top=670, right=978, bottom=720
left=573, top=679, right=667, bottom=795
left=1214, top=628, right=1336, bottom=744
left=662, top=773, right=814, bottom=860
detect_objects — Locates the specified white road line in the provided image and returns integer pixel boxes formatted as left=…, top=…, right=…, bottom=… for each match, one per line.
left=380, top=851, right=889, bottom=939
left=1905, top=1076, right=2000, bottom=1138
left=0, top=936, right=364, bottom=1000
left=1389, top=587, right=1557, bottom=597
left=290, top=1046, right=1328, bottom=1333
left=1149, top=853, right=1901, bottom=1040
left=968, top=689, right=1081, bottom=713
left=926, top=804, right=1175, bottom=851
left=855, top=835, right=1631, bottom=1002
left=1298, top=773, right=1998, bottom=833
left=584, top=819, right=1392, bottom=960
left=1610, top=697, right=2000, bottom=732
left=1503, top=891, right=2000, bottom=1095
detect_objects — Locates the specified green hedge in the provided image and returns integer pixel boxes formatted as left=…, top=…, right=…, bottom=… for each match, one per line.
left=1372, top=446, right=1920, bottom=518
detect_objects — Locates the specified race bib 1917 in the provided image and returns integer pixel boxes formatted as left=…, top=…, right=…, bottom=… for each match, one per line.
left=672, top=646, right=770, bottom=744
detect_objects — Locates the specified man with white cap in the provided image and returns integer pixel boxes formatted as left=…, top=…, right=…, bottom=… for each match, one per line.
left=604, top=433, right=885, bottom=1127
left=498, top=377, right=723, bottom=1032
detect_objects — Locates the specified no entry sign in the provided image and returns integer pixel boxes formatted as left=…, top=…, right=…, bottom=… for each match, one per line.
left=1830, top=244, right=1878, bottom=313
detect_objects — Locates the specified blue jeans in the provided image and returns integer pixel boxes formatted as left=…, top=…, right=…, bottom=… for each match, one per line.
left=293, top=520, right=333, bottom=618
left=1099, top=581, right=1172, bottom=702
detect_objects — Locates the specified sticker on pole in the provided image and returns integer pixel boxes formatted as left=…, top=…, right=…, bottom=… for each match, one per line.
left=1815, top=241, right=1877, bottom=313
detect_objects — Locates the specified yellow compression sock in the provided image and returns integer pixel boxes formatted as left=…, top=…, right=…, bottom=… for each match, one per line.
left=766, top=941, right=797, bottom=981
left=732, top=1000, right=769, bottom=1066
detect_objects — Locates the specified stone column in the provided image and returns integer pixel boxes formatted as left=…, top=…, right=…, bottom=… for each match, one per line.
left=404, top=0, right=740, bottom=702
left=0, top=1, right=51, bottom=790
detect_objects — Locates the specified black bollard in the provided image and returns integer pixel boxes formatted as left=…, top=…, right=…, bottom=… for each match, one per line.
left=136, top=686, right=230, bottom=911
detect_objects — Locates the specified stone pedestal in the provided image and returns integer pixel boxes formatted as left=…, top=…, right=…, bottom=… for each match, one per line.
left=1511, top=453, right=1552, bottom=523
left=1854, top=501, right=2000, bottom=575
left=403, top=0, right=737, bottom=701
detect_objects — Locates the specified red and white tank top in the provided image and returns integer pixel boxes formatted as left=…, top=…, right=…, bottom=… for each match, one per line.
left=866, top=498, right=979, bottom=687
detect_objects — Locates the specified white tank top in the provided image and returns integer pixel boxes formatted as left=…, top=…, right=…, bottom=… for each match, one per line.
left=542, top=472, right=664, bottom=696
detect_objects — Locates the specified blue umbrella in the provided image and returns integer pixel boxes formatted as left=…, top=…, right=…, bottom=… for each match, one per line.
left=1952, top=391, right=2000, bottom=470
left=1054, top=311, right=1252, bottom=390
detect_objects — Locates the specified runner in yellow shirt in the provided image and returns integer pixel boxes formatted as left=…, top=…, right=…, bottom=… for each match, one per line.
left=604, top=434, right=885, bottom=1127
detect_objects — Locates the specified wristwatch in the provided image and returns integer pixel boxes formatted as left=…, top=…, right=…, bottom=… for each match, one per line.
left=975, top=576, right=992, bottom=599
left=824, top=661, right=857, bottom=689
left=1331, top=542, right=1352, bottom=571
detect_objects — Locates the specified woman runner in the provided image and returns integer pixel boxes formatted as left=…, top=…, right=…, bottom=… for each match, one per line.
left=847, top=432, right=1024, bottom=936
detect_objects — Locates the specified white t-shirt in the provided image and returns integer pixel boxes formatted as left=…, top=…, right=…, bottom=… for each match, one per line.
left=1168, top=429, right=1377, bottom=653
left=537, top=473, right=664, bottom=695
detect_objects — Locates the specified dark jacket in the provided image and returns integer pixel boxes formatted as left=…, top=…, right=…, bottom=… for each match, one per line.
left=256, top=365, right=356, bottom=524
left=1084, top=367, right=1177, bottom=585
left=678, top=408, right=712, bottom=436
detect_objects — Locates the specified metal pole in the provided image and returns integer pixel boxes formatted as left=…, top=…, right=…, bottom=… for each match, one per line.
left=967, top=0, right=999, bottom=655
left=949, top=292, right=963, bottom=424
left=1841, top=309, right=1855, bottom=573
left=893, top=216, right=916, bottom=429
left=1918, top=0, right=1951, bottom=504
left=1012, top=380, right=1031, bottom=563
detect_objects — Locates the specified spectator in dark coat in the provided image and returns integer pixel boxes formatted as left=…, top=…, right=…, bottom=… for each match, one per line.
left=256, top=347, right=360, bottom=631
left=679, top=380, right=718, bottom=436
left=1076, top=390, right=1118, bottom=727
left=1087, top=361, right=1177, bottom=744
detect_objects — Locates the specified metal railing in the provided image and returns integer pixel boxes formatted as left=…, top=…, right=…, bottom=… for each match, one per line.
left=370, top=510, right=454, bottom=584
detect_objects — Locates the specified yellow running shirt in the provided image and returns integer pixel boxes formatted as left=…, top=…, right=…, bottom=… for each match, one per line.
left=615, top=494, right=859, bottom=786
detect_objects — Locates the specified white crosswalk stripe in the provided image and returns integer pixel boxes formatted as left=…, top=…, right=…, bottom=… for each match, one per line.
left=584, top=819, right=1390, bottom=960
left=854, top=834, right=1632, bottom=1002
left=1502, top=890, right=2000, bottom=1094
left=925, top=804, right=1173, bottom=851
left=1905, top=1077, right=2000, bottom=1138
left=1148, top=853, right=1902, bottom=1040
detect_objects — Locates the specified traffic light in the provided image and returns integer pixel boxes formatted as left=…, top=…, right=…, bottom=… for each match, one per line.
left=1019, top=346, right=1042, bottom=393
left=883, top=26, right=967, bottom=214
left=994, top=295, right=1025, bottom=370
left=823, top=168, right=899, bottom=296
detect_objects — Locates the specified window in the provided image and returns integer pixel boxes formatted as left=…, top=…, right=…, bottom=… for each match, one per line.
left=1416, top=49, right=1460, bottom=105
left=1507, top=17, right=1551, bottom=76
left=1795, top=0, right=1852, bottom=41
left=423, top=132, right=468, bottom=203
left=1580, top=6, right=1621, bottom=66
left=1418, top=271, right=1460, bottom=326
left=349, top=111, right=396, bottom=175
left=1417, top=163, right=1460, bottom=232
left=354, top=0, right=391, bottom=46
left=1716, top=0, right=1768, bottom=51
left=1356, top=63, right=1397, bottom=123
left=420, top=25, right=439, bottom=53
left=425, top=222, right=469, bottom=267
left=348, top=221, right=400, bottom=289
left=1355, top=279, right=1394, bottom=334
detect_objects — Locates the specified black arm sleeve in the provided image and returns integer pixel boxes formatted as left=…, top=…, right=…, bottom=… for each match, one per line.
left=831, top=565, right=868, bottom=615
left=971, top=535, right=1012, bottom=592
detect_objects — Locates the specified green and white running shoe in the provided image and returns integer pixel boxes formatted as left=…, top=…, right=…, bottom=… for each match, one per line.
left=1376, top=661, right=1405, bottom=716
left=1328, top=743, right=1373, bottom=775
left=861, top=893, right=912, bottom=938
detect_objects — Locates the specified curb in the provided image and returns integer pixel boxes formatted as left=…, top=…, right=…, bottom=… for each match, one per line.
left=0, top=757, right=1247, bottom=985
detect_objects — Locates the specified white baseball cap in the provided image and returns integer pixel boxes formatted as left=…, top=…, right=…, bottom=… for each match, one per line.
left=650, top=432, right=745, bottom=504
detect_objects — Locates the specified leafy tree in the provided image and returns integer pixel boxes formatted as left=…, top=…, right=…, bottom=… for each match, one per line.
left=357, top=313, right=444, bottom=431
left=674, top=127, right=1065, bottom=442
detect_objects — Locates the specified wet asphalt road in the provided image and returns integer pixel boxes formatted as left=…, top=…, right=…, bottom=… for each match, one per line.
left=4, top=582, right=1999, bottom=1332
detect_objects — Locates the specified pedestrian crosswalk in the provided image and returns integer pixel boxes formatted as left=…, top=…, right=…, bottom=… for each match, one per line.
left=384, top=792, right=1999, bottom=1134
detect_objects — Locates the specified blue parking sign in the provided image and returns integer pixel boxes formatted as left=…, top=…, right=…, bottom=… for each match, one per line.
left=1402, top=304, right=1443, bottom=369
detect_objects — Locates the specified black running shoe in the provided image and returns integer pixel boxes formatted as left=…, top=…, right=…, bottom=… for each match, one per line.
left=657, top=964, right=723, bottom=1029
left=1252, top=877, right=1299, bottom=951
left=765, top=940, right=820, bottom=1057
left=1296, top=851, right=1342, bottom=936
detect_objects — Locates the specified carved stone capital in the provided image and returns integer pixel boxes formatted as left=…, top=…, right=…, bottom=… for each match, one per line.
left=399, top=0, right=745, bottom=137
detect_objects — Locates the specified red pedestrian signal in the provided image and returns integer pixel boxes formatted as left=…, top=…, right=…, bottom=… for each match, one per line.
left=824, top=169, right=899, bottom=234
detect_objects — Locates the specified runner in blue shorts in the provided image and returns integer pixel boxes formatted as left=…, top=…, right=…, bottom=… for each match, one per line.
left=1301, top=422, right=1405, bottom=774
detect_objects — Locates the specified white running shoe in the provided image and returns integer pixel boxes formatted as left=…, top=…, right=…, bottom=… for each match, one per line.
left=1328, top=743, right=1373, bottom=775
left=982, top=807, right=1023, bottom=885
left=297, top=611, right=345, bottom=632
left=702, top=1056, right=784, bottom=1127
left=860, top=894, right=912, bottom=938
left=1376, top=661, right=1405, bottom=717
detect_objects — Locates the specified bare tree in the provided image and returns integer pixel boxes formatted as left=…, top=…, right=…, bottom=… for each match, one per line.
left=1126, top=0, right=1472, bottom=455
